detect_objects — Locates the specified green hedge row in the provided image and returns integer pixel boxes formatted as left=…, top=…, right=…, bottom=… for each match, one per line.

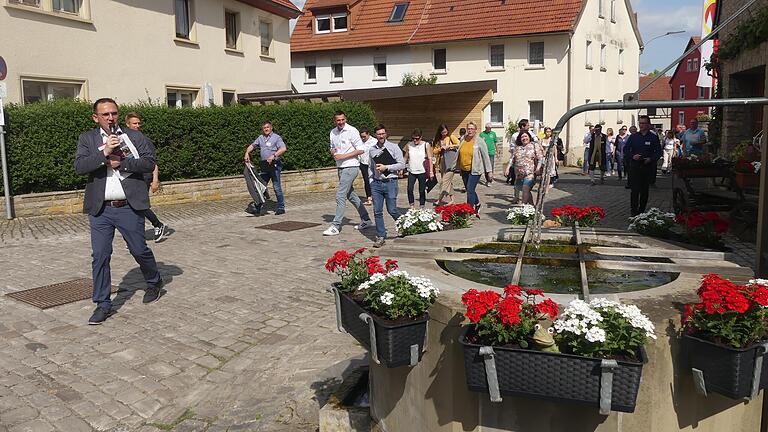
left=1, top=99, right=377, bottom=195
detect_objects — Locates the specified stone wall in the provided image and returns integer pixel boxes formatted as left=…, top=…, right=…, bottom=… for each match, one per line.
left=0, top=167, right=359, bottom=218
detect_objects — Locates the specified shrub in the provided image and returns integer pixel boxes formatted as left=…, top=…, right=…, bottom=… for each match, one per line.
left=1, top=99, right=376, bottom=195
left=400, top=73, right=438, bottom=86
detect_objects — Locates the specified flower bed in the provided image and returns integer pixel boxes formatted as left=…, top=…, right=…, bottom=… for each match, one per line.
left=459, top=286, right=653, bottom=413
left=682, top=275, right=768, bottom=398
left=675, top=211, right=729, bottom=249
left=326, top=249, right=439, bottom=367
left=435, top=203, right=477, bottom=229
left=671, top=154, right=728, bottom=177
left=395, top=208, right=443, bottom=236
left=507, top=204, right=538, bottom=225
left=550, top=205, right=605, bottom=227
left=627, top=208, right=676, bottom=238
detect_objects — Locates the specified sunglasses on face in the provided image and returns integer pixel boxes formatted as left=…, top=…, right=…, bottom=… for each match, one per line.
left=98, top=112, right=119, bottom=118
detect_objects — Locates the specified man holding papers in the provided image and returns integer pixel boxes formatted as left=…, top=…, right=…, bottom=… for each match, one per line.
left=367, top=124, right=405, bottom=248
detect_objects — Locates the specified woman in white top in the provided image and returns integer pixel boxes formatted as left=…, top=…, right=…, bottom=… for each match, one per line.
left=358, top=127, right=378, bottom=205
left=403, top=128, right=433, bottom=208
left=661, top=130, right=680, bottom=174
left=605, top=127, right=616, bottom=176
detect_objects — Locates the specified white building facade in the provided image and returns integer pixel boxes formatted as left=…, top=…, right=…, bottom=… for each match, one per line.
left=291, top=0, right=642, bottom=162
left=1, top=0, right=300, bottom=106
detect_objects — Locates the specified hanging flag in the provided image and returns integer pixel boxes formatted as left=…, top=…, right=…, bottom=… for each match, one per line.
left=697, top=0, right=717, bottom=88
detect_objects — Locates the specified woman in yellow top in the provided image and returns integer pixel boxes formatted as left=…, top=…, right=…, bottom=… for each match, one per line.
left=452, top=122, right=493, bottom=214
left=432, top=124, right=460, bottom=206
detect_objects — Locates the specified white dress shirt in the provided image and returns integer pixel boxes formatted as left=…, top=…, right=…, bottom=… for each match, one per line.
left=330, top=123, right=363, bottom=168
left=101, top=129, right=127, bottom=200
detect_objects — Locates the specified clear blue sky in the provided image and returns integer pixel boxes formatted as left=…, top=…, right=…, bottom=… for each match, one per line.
left=289, top=0, right=703, bottom=75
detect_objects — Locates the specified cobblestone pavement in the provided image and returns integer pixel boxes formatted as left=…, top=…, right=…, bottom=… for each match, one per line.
left=0, top=168, right=757, bottom=432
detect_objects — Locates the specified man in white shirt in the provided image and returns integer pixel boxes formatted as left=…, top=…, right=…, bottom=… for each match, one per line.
left=323, top=111, right=373, bottom=236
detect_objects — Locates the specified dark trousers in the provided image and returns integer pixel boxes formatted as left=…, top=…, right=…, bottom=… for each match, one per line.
left=629, top=165, right=653, bottom=216
left=89, top=205, right=161, bottom=309
left=142, top=180, right=162, bottom=228
left=359, top=164, right=372, bottom=199
left=407, top=172, right=427, bottom=206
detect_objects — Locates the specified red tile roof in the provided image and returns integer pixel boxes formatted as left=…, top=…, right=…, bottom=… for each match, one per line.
left=638, top=75, right=671, bottom=100
left=291, top=0, right=585, bottom=53
left=238, top=0, right=302, bottom=19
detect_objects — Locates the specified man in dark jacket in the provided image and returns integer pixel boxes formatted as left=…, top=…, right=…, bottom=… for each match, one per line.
left=74, top=98, right=164, bottom=325
left=586, top=124, right=608, bottom=185
left=623, top=115, right=662, bottom=216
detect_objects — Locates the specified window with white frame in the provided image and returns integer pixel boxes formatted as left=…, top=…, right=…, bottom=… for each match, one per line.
left=598, top=0, right=604, bottom=17
left=331, top=60, right=344, bottom=82
left=315, top=13, right=348, bottom=33
left=678, top=111, right=685, bottom=126
left=222, top=91, right=236, bottom=106
left=618, top=48, right=624, bottom=74
left=586, top=40, right=592, bottom=68
left=693, top=58, right=699, bottom=70
left=175, top=0, right=193, bottom=39
left=225, top=10, right=240, bottom=50
left=489, top=44, right=505, bottom=68
left=21, top=78, right=84, bottom=104
left=490, top=102, right=503, bottom=124
left=389, top=2, right=408, bottom=22
left=374, top=57, right=387, bottom=79
left=315, top=15, right=331, bottom=33
left=600, top=44, right=607, bottom=70
left=9, top=0, right=90, bottom=19
left=529, top=101, right=544, bottom=124
left=610, top=0, right=616, bottom=22
left=585, top=98, right=591, bottom=124
left=167, top=87, right=198, bottom=108
left=304, top=61, right=317, bottom=83
left=528, top=41, right=544, bottom=66
left=260, top=21, right=272, bottom=56
left=433, top=48, right=446, bottom=72
left=686, top=59, right=692, bottom=72
left=698, top=86, right=706, bottom=99
left=679, top=85, right=686, bottom=99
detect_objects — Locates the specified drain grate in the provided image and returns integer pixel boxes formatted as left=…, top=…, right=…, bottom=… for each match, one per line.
left=255, top=221, right=321, bottom=232
left=5, top=278, right=118, bottom=309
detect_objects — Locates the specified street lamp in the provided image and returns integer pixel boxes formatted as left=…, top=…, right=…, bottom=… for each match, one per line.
left=645, top=30, right=686, bottom=46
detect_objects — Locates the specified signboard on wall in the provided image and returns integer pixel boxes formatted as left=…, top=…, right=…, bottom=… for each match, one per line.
left=0, top=57, right=6, bottom=81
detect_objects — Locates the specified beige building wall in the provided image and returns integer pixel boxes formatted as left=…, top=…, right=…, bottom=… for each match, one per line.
left=0, top=0, right=293, bottom=106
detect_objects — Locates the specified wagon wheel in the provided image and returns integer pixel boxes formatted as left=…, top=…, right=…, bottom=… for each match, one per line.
left=673, top=188, right=688, bottom=215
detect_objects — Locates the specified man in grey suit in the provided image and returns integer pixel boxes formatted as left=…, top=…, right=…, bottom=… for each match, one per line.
left=74, top=98, right=164, bottom=325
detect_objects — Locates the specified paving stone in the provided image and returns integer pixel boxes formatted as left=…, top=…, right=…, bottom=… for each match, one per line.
left=192, top=355, right=220, bottom=370
left=173, top=419, right=209, bottom=432
left=52, top=417, right=92, bottom=432
left=2, top=406, right=39, bottom=425
left=8, top=419, right=54, bottom=432
left=38, top=404, right=72, bottom=422
left=129, top=397, right=162, bottom=419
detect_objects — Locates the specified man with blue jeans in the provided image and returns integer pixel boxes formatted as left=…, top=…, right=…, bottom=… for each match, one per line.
left=244, top=121, right=287, bottom=215
left=323, top=111, right=372, bottom=236
left=367, top=124, right=405, bottom=248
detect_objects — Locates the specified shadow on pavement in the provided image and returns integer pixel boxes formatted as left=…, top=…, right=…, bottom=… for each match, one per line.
left=112, top=262, right=183, bottom=311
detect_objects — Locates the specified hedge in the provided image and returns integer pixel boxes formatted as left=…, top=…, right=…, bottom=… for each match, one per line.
left=0, top=99, right=377, bottom=195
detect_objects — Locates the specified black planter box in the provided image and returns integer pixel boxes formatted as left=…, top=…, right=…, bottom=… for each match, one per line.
left=334, top=286, right=428, bottom=368
left=684, top=333, right=768, bottom=399
left=459, top=326, right=647, bottom=413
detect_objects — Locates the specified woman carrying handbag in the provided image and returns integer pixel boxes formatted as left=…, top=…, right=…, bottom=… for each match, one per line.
left=403, top=128, right=433, bottom=209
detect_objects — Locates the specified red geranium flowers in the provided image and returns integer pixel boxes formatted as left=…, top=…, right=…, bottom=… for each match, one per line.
left=682, top=274, right=768, bottom=348
left=675, top=211, right=729, bottom=249
left=326, top=248, right=398, bottom=292
left=461, top=284, right=559, bottom=346
left=550, top=205, right=605, bottom=227
left=435, top=203, right=478, bottom=227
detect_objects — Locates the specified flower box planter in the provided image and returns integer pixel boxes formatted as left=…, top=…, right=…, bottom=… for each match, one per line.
left=673, top=167, right=724, bottom=178
left=459, top=326, right=647, bottom=413
left=734, top=172, right=760, bottom=190
left=329, top=285, right=428, bottom=368
left=684, top=333, right=768, bottom=399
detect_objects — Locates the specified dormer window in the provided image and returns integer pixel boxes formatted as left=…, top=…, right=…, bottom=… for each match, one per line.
left=315, top=12, right=348, bottom=33
left=389, top=2, right=409, bottom=22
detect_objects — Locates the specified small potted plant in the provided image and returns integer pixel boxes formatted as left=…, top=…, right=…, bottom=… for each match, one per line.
left=627, top=207, right=676, bottom=238
left=682, top=275, right=768, bottom=399
left=435, top=203, right=477, bottom=228
left=675, top=211, right=729, bottom=249
left=733, top=159, right=761, bottom=190
left=671, top=153, right=725, bottom=177
left=550, top=205, right=605, bottom=227
left=460, top=288, right=654, bottom=413
left=395, top=208, right=443, bottom=236
left=507, top=204, right=538, bottom=225
left=326, top=249, right=438, bottom=367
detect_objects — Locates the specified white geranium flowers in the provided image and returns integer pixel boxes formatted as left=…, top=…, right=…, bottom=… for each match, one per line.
left=507, top=204, right=538, bottom=225
left=395, top=208, right=443, bottom=236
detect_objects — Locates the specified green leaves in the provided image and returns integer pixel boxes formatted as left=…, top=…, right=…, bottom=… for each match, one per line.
left=2, top=99, right=376, bottom=195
